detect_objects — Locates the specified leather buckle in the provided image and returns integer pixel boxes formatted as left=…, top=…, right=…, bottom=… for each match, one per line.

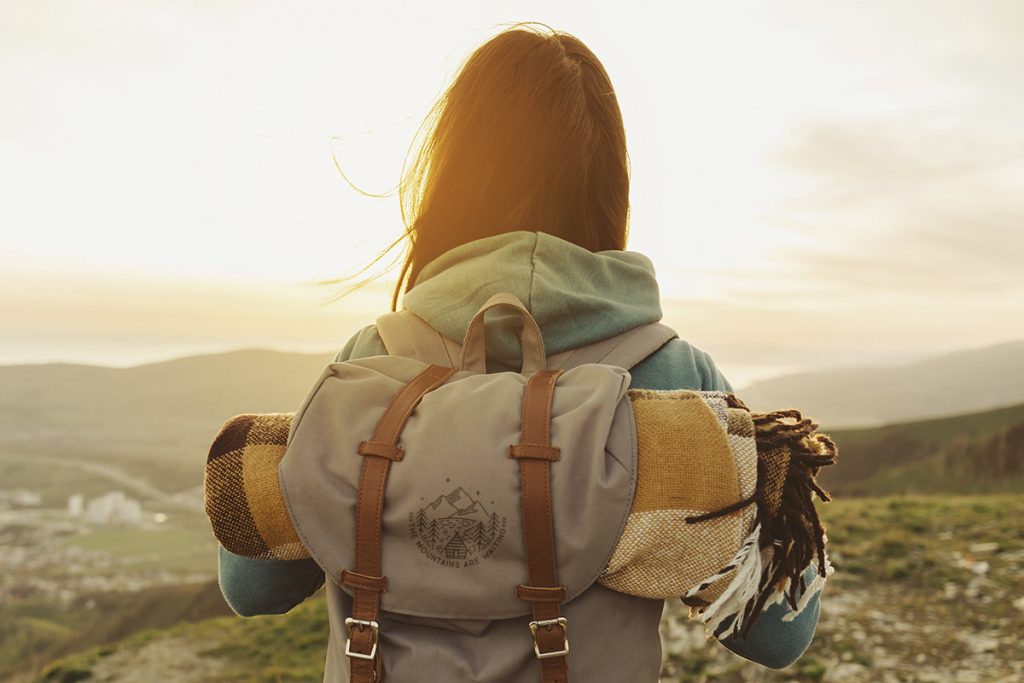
left=344, top=617, right=379, bottom=661
left=528, top=617, right=569, bottom=659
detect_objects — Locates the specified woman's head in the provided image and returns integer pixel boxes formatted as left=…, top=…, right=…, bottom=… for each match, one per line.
left=338, top=23, right=631, bottom=309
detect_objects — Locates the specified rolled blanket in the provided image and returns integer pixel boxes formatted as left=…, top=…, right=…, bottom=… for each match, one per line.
left=204, top=389, right=836, bottom=637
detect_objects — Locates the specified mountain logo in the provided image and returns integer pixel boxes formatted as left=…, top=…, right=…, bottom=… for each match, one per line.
left=408, top=486, right=507, bottom=568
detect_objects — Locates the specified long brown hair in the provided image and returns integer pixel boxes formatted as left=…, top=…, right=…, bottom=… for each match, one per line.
left=329, top=22, right=630, bottom=310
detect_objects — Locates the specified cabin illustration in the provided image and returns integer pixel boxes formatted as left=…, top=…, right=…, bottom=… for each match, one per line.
left=444, top=532, right=468, bottom=559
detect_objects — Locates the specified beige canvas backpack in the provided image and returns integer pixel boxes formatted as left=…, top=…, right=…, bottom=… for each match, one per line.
left=279, top=292, right=682, bottom=683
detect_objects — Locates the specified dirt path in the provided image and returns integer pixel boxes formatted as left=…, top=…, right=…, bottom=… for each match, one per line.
left=79, top=637, right=225, bottom=683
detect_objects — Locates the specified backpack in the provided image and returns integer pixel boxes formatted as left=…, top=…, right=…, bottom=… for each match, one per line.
left=279, top=292, right=680, bottom=683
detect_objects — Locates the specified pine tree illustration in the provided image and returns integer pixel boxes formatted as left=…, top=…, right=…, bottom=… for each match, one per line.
left=425, top=519, right=439, bottom=547
left=472, top=522, right=485, bottom=547
left=488, top=512, right=501, bottom=539
left=415, top=509, right=427, bottom=532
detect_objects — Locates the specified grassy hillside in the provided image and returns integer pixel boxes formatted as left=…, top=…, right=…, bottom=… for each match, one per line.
left=35, top=495, right=1024, bottom=683
left=3, top=341, right=1021, bottom=499
left=2, top=581, right=232, bottom=683
left=824, top=401, right=1024, bottom=496
left=5, top=347, right=1023, bottom=681
left=0, top=349, right=333, bottom=493
left=0, top=505, right=220, bottom=682
left=740, top=340, right=1024, bottom=429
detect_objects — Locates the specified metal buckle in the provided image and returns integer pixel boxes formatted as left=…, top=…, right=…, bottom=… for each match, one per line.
left=528, top=617, right=569, bottom=659
left=344, top=618, right=379, bottom=660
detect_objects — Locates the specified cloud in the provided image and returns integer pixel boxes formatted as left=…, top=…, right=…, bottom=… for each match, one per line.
left=746, top=1, right=1024, bottom=300
left=0, top=268, right=387, bottom=366
left=748, top=116, right=1024, bottom=300
left=769, top=120, right=1016, bottom=205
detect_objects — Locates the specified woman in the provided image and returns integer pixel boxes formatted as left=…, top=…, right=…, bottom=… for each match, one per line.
left=219, top=23, right=822, bottom=680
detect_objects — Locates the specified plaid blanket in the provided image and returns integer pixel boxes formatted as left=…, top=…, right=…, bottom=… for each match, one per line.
left=205, top=389, right=836, bottom=638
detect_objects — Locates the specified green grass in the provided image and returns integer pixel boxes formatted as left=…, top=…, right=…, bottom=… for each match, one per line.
left=23, top=494, right=1024, bottom=682
left=0, top=453, right=123, bottom=507
left=37, top=598, right=330, bottom=683
left=1, top=509, right=224, bottom=682
left=824, top=403, right=1024, bottom=496
left=2, top=581, right=233, bottom=682
left=59, top=517, right=217, bottom=575
left=660, top=494, right=1024, bottom=681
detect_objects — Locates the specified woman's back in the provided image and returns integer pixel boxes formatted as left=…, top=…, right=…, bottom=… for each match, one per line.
left=218, top=24, right=822, bottom=681
left=219, top=230, right=822, bottom=680
left=335, top=230, right=718, bottom=681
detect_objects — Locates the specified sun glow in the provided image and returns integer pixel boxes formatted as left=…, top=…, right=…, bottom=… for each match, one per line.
left=2, top=2, right=1021, bottom=385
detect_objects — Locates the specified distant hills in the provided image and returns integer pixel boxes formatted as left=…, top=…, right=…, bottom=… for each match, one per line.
left=740, top=340, right=1024, bottom=429
left=741, top=340, right=1024, bottom=496
left=0, top=348, right=334, bottom=492
left=2, top=341, right=1022, bottom=497
left=824, top=401, right=1024, bottom=496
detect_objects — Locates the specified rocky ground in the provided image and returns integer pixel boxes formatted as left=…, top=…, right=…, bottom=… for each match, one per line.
left=29, top=495, right=1024, bottom=683
left=658, top=496, right=1024, bottom=682
left=659, top=573, right=1024, bottom=682
left=60, top=637, right=227, bottom=683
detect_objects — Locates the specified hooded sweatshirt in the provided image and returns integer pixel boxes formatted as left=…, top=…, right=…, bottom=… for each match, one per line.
left=218, top=230, right=821, bottom=671
left=335, top=231, right=732, bottom=389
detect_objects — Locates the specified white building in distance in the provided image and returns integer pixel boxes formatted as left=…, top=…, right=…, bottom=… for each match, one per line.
left=68, top=493, right=84, bottom=517
left=76, top=491, right=144, bottom=524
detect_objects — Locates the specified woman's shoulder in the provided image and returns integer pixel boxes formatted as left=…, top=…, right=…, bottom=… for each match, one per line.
left=629, top=337, right=734, bottom=393
left=332, top=324, right=733, bottom=394
left=333, top=324, right=388, bottom=362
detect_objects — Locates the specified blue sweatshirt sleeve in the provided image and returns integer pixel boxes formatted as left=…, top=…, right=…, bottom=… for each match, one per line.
left=696, top=348, right=823, bottom=668
left=218, top=545, right=325, bottom=617
left=715, top=564, right=823, bottom=668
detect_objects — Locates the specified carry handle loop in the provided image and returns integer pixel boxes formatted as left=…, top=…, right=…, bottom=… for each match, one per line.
left=459, top=293, right=547, bottom=374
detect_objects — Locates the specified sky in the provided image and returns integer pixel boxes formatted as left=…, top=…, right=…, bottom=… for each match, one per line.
left=1, top=1, right=1021, bottom=388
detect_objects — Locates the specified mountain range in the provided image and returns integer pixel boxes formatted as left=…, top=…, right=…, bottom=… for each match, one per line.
left=0, top=348, right=333, bottom=492
left=1, top=340, right=1021, bottom=498
left=824, top=400, right=1024, bottom=496
left=739, top=340, right=1024, bottom=429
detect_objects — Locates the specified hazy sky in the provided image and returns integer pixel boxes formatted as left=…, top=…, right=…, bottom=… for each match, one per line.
left=2, top=1, right=1021, bottom=388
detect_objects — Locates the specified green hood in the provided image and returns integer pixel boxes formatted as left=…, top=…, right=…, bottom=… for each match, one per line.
left=402, top=231, right=663, bottom=371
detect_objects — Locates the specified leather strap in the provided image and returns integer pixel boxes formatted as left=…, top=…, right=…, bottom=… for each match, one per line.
left=342, top=363, right=455, bottom=683
left=509, top=369, right=569, bottom=683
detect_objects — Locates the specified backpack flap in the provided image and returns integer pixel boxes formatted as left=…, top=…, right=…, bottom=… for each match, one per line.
left=279, top=355, right=637, bottom=621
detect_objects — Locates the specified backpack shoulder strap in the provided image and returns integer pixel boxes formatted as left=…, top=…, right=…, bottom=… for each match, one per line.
left=546, top=322, right=678, bottom=371
left=378, top=309, right=677, bottom=372
left=375, top=309, right=462, bottom=367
